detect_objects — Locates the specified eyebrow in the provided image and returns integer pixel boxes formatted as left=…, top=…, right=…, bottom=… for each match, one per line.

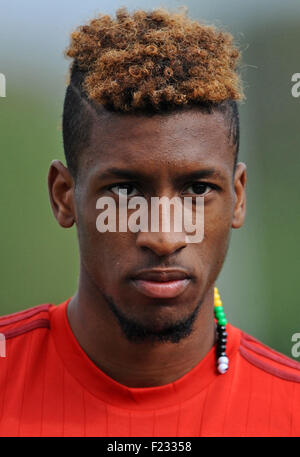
left=174, top=169, right=227, bottom=184
left=98, top=167, right=227, bottom=183
left=98, top=168, right=147, bottom=181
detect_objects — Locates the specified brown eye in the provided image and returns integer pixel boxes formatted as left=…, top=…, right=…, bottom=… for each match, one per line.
left=109, top=184, right=139, bottom=197
left=184, top=183, right=213, bottom=196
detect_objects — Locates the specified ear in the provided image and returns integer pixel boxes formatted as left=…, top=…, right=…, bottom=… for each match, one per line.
left=48, top=160, right=76, bottom=228
left=232, top=162, right=247, bottom=229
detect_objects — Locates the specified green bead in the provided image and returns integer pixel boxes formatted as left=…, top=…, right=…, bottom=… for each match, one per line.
left=215, top=307, right=224, bottom=314
left=218, top=317, right=227, bottom=325
left=215, top=310, right=225, bottom=318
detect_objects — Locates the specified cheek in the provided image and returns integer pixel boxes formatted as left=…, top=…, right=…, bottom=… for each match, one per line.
left=204, top=194, right=233, bottom=234
left=193, top=200, right=232, bottom=266
left=77, top=205, right=134, bottom=278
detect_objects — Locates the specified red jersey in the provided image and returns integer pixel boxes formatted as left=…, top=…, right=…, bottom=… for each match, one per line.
left=0, top=298, right=299, bottom=437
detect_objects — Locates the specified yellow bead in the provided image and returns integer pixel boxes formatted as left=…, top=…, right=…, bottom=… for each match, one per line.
left=214, top=287, right=223, bottom=307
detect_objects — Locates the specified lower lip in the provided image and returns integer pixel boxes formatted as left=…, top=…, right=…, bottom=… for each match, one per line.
left=131, top=279, right=191, bottom=299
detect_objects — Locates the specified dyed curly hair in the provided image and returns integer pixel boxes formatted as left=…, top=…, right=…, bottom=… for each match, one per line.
left=63, top=6, right=244, bottom=176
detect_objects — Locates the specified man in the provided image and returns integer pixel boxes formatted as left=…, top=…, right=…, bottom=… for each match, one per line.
left=0, top=7, right=299, bottom=437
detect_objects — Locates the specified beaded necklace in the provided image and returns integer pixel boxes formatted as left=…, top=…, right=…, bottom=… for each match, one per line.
left=214, top=287, right=229, bottom=374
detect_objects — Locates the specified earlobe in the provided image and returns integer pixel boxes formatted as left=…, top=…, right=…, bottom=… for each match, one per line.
left=48, top=160, right=76, bottom=228
left=232, top=162, right=247, bottom=229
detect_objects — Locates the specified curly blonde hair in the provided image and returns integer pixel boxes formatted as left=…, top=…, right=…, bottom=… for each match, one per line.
left=62, top=6, right=243, bottom=175
left=64, top=6, right=243, bottom=111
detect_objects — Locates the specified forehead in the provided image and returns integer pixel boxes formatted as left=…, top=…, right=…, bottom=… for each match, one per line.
left=80, top=107, right=235, bottom=179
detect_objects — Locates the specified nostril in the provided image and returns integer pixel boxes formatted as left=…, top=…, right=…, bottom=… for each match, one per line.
left=136, top=231, right=187, bottom=257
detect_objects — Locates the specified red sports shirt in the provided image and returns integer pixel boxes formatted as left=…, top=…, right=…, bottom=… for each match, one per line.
left=0, top=298, right=299, bottom=437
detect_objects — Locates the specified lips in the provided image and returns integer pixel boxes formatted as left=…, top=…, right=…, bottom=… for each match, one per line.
left=130, top=269, right=192, bottom=299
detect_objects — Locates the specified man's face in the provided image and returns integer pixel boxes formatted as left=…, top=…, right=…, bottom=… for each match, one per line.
left=50, top=106, right=246, bottom=343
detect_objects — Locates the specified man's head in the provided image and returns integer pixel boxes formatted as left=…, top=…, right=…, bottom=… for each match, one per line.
left=49, top=7, right=246, bottom=345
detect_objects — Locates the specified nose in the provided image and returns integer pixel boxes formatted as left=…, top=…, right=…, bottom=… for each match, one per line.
left=136, top=229, right=187, bottom=257
left=134, top=193, right=188, bottom=256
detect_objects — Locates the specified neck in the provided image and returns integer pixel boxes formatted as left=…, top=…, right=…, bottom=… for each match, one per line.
left=67, top=268, right=217, bottom=388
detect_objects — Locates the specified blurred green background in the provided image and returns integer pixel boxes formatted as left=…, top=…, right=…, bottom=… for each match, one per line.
left=0, top=0, right=299, bottom=358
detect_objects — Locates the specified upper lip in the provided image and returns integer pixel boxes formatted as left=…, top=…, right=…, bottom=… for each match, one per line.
left=131, top=268, right=192, bottom=282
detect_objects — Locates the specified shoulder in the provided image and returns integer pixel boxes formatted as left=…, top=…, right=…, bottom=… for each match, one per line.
left=0, top=303, right=53, bottom=342
left=0, top=304, right=59, bottom=403
left=238, top=328, right=300, bottom=384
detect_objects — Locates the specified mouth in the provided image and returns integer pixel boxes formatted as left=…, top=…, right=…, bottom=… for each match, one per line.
left=130, top=269, right=192, bottom=299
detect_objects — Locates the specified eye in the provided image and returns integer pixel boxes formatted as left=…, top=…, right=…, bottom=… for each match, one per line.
left=109, top=183, right=139, bottom=197
left=183, top=182, right=215, bottom=196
